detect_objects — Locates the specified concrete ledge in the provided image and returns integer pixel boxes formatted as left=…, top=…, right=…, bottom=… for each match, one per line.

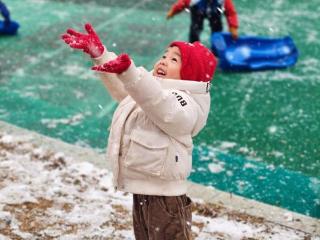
left=0, top=121, right=108, bottom=170
left=1, top=120, right=319, bottom=236
left=187, top=182, right=320, bottom=236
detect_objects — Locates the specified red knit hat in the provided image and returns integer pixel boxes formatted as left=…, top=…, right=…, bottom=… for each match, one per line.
left=169, top=41, right=217, bottom=82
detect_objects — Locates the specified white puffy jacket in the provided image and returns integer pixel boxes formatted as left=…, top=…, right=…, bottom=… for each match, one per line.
left=93, top=50, right=211, bottom=196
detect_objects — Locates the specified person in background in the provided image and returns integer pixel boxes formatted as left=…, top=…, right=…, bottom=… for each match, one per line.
left=0, top=1, right=10, bottom=26
left=167, top=0, right=239, bottom=43
left=61, top=23, right=217, bottom=239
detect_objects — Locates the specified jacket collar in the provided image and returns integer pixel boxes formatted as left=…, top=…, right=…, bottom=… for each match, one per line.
left=156, top=77, right=211, bottom=94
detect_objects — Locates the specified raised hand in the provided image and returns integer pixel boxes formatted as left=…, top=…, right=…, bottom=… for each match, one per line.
left=92, top=54, right=131, bottom=74
left=61, top=23, right=104, bottom=58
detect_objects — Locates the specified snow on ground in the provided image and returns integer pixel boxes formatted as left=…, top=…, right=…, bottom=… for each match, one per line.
left=0, top=132, right=314, bottom=240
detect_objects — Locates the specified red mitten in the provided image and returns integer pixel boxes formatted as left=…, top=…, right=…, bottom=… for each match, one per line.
left=61, top=23, right=104, bottom=58
left=92, top=54, right=131, bottom=74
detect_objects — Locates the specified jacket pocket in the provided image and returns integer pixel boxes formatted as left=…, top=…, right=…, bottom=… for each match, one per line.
left=161, top=139, right=193, bottom=180
left=124, top=129, right=169, bottom=176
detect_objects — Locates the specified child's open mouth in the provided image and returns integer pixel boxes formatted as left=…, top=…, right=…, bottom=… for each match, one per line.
left=156, top=68, right=166, bottom=77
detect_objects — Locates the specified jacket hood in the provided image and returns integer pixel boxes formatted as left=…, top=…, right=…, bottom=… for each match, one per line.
left=151, top=74, right=211, bottom=94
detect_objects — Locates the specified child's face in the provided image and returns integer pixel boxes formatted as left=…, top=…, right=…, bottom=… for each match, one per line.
left=153, top=46, right=182, bottom=80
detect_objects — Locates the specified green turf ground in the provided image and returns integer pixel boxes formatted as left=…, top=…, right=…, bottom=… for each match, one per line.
left=0, top=0, right=319, bottom=218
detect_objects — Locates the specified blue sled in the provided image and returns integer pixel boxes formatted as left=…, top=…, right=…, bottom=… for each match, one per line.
left=0, top=20, right=19, bottom=35
left=211, top=32, right=298, bottom=71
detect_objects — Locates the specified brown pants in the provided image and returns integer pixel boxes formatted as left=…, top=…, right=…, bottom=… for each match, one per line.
left=132, top=194, right=192, bottom=240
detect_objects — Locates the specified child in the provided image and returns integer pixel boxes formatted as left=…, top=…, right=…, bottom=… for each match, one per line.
left=61, top=23, right=217, bottom=240
left=167, top=0, right=239, bottom=42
